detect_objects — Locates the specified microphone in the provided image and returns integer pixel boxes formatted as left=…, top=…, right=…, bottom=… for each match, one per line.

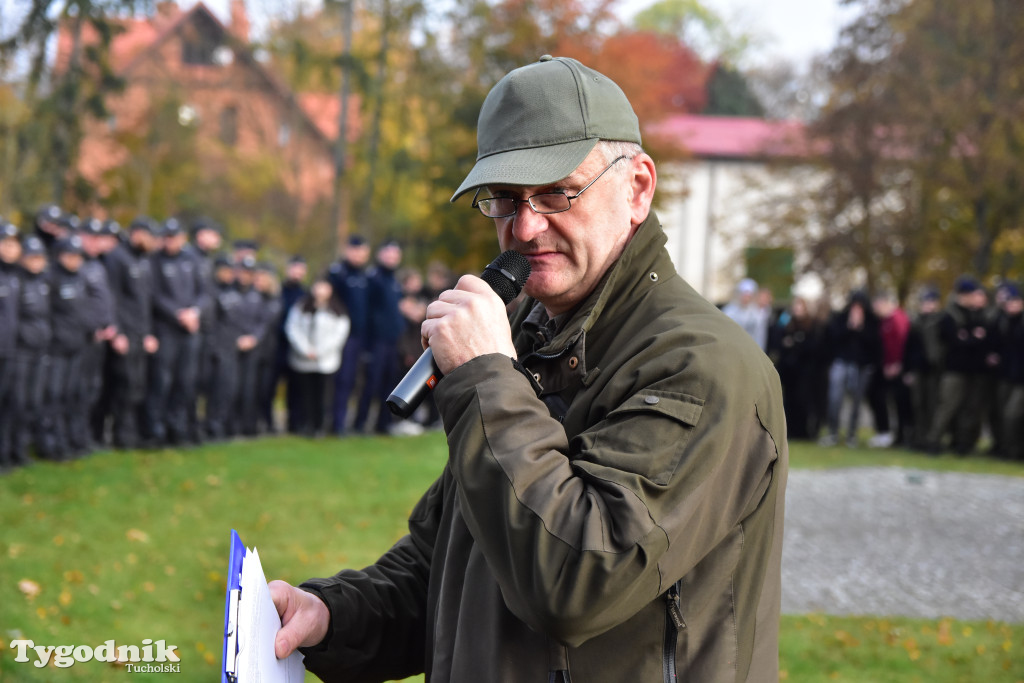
left=386, top=250, right=531, bottom=418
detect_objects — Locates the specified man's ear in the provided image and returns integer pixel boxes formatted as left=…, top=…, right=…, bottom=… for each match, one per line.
left=627, top=154, right=657, bottom=227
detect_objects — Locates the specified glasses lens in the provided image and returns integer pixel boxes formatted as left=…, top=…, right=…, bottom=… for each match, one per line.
left=529, top=193, right=571, bottom=214
left=477, top=197, right=515, bottom=217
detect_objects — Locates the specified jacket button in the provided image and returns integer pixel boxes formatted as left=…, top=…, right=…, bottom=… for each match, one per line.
left=568, top=356, right=579, bottom=369
left=532, top=372, right=541, bottom=383
left=644, top=395, right=660, bottom=405
left=649, top=272, right=659, bottom=282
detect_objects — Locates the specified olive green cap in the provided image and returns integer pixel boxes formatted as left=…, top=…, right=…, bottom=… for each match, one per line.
left=450, top=55, right=642, bottom=202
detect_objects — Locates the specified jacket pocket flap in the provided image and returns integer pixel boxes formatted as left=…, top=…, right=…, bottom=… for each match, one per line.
left=612, top=390, right=704, bottom=427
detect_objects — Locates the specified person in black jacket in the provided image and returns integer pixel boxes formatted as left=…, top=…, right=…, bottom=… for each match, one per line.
left=10, top=236, right=50, bottom=464
left=255, top=262, right=282, bottom=434
left=233, top=256, right=270, bottom=436
left=926, top=275, right=996, bottom=455
left=819, top=290, right=882, bottom=447
left=205, top=256, right=246, bottom=440
left=187, top=218, right=223, bottom=443
left=143, top=218, right=207, bottom=447
left=79, top=218, right=119, bottom=447
left=0, top=220, right=22, bottom=470
left=767, top=296, right=823, bottom=441
left=102, top=217, right=160, bottom=449
left=354, top=240, right=404, bottom=435
left=902, top=286, right=945, bottom=450
left=994, top=283, right=1024, bottom=460
left=45, top=237, right=93, bottom=460
left=327, top=235, right=371, bottom=435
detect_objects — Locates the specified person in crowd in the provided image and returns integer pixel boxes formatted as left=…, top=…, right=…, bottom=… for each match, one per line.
left=767, top=296, right=823, bottom=440
left=867, top=290, right=912, bottom=448
left=205, top=256, right=245, bottom=440
left=32, top=204, right=68, bottom=251
left=284, top=279, right=350, bottom=438
left=902, top=286, right=945, bottom=451
left=819, top=289, right=882, bottom=447
left=144, top=218, right=206, bottom=447
left=101, top=217, right=160, bottom=449
left=0, top=220, right=22, bottom=470
left=996, top=283, right=1024, bottom=460
left=79, top=218, right=118, bottom=448
left=391, top=266, right=430, bottom=435
left=45, top=236, right=93, bottom=460
left=188, top=217, right=224, bottom=445
left=723, top=277, right=772, bottom=350
left=231, top=238, right=259, bottom=264
left=278, top=256, right=308, bottom=433
left=424, top=259, right=457, bottom=301
left=355, top=239, right=405, bottom=435
left=9, top=236, right=50, bottom=465
left=989, top=283, right=1021, bottom=459
left=926, top=275, right=995, bottom=455
left=269, top=55, right=787, bottom=683
left=255, top=261, right=282, bottom=434
left=327, top=234, right=371, bottom=435
left=234, top=256, right=270, bottom=437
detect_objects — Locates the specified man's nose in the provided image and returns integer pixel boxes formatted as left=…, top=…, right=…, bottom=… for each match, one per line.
left=510, top=202, right=548, bottom=243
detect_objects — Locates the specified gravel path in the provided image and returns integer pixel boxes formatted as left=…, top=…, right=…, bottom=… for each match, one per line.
left=782, top=467, right=1024, bottom=623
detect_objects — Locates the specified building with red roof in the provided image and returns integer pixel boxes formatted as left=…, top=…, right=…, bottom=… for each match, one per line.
left=56, top=1, right=355, bottom=220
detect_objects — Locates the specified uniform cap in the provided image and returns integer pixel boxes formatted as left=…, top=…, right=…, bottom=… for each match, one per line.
left=102, top=220, right=122, bottom=237
left=919, top=286, right=941, bottom=302
left=162, top=218, right=184, bottom=237
left=129, top=216, right=157, bottom=233
left=233, top=239, right=259, bottom=252
left=451, top=55, right=642, bottom=202
left=214, top=255, right=233, bottom=269
left=22, top=235, right=47, bottom=256
left=238, top=255, right=257, bottom=270
left=0, top=219, right=18, bottom=239
left=954, top=275, right=980, bottom=294
left=256, top=261, right=276, bottom=274
left=1002, top=282, right=1021, bottom=300
left=36, top=204, right=62, bottom=222
left=347, top=234, right=367, bottom=247
left=55, top=235, right=83, bottom=255
left=82, top=217, right=105, bottom=235
left=191, top=217, right=222, bottom=236
left=58, top=213, right=81, bottom=231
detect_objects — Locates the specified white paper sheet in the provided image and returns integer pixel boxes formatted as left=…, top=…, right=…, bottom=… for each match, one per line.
left=236, top=548, right=306, bottom=683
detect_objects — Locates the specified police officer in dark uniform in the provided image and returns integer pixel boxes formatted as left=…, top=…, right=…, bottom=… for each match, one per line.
left=187, top=218, right=223, bottom=442
left=46, top=236, right=93, bottom=459
left=205, top=256, right=246, bottom=440
left=234, top=256, right=269, bottom=436
left=33, top=204, right=66, bottom=252
left=927, top=276, right=995, bottom=455
left=79, top=218, right=118, bottom=447
left=103, top=217, right=159, bottom=449
left=10, top=235, right=51, bottom=464
left=145, top=218, right=207, bottom=446
left=0, top=220, right=22, bottom=470
left=355, top=239, right=405, bottom=435
left=327, top=235, right=371, bottom=434
left=996, top=284, right=1024, bottom=460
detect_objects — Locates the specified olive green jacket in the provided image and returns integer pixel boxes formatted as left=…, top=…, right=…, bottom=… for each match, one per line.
left=300, top=213, right=788, bottom=682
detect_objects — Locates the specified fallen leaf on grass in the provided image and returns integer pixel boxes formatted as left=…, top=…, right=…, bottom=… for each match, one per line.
left=126, top=529, right=150, bottom=543
left=19, top=579, right=41, bottom=600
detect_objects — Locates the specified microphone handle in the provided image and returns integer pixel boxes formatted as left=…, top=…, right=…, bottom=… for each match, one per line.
left=386, top=348, right=441, bottom=419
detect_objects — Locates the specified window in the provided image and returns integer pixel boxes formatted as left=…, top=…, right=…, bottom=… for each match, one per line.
left=219, top=106, right=238, bottom=146
left=181, top=19, right=221, bottom=65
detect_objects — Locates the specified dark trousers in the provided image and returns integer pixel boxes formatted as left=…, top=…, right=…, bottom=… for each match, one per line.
left=355, top=340, right=399, bottom=434
left=144, top=329, right=200, bottom=444
left=908, top=369, right=941, bottom=449
left=109, top=341, right=149, bottom=449
left=42, top=351, right=89, bottom=459
left=10, top=350, right=47, bottom=462
left=332, top=335, right=366, bottom=433
left=206, top=351, right=239, bottom=440
left=294, top=371, right=329, bottom=435
left=868, top=371, right=913, bottom=443
left=928, top=371, right=986, bottom=454
left=0, top=354, right=15, bottom=465
left=1003, top=384, right=1024, bottom=461
left=236, top=349, right=260, bottom=436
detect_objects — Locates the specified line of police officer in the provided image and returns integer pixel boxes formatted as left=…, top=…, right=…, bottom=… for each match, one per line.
left=0, top=206, right=284, bottom=472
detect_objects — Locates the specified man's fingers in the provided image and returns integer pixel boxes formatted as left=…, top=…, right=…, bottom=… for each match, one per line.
left=268, top=580, right=330, bottom=659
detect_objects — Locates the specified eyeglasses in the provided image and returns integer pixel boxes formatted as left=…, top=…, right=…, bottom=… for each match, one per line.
left=472, top=155, right=627, bottom=219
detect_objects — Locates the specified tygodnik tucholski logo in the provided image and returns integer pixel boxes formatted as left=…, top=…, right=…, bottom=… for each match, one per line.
left=9, top=638, right=181, bottom=672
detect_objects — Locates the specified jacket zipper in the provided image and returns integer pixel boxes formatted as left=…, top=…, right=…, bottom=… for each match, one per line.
left=663, top=581, right=685, bottom=683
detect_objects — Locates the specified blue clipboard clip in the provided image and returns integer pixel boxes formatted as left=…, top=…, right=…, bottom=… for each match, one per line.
left=222, top=529, right=246, bottom=683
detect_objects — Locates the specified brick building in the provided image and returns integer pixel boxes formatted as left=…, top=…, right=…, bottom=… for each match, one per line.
left=57, top=1, right=351, bottom=225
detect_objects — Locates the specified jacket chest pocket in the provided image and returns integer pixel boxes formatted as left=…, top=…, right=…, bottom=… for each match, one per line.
left=588, top=390, right=704, bottom=485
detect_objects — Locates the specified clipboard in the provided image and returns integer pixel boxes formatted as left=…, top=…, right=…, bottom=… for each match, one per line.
left=222, top=529, right=245, bottom=683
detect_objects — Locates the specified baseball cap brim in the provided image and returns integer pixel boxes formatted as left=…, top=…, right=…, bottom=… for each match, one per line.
left=450, top=138, right=598, bottom=203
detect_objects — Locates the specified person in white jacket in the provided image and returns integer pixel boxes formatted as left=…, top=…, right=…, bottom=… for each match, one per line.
left=284, top=279, right=350, bottom=437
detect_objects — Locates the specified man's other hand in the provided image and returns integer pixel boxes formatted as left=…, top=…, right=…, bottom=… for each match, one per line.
left=269, top=580, right=330, bottom=659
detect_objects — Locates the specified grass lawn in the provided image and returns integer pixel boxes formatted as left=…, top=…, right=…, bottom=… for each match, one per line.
left=1, top=432, right=1021, bottom=682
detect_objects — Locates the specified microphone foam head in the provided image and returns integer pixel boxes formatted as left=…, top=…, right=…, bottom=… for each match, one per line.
left=482, top=250, right=532, bottom=305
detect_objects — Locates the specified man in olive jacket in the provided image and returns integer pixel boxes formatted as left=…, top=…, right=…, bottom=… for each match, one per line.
left=272, top=56, right=788, bottom=683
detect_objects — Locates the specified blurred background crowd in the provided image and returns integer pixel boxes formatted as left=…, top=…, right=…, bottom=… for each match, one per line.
left=0, top=206, right=457, bottom=472
left=724, top=275, right=1024, bottom=461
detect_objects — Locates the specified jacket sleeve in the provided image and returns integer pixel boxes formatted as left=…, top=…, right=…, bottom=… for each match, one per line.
left=433, top=349, right=783, bottom=648
left=297, top=471, right=443, bottom=683
left=151, top=261, right=182, bottom=327
left=284, top=307, right=311, bottom=358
